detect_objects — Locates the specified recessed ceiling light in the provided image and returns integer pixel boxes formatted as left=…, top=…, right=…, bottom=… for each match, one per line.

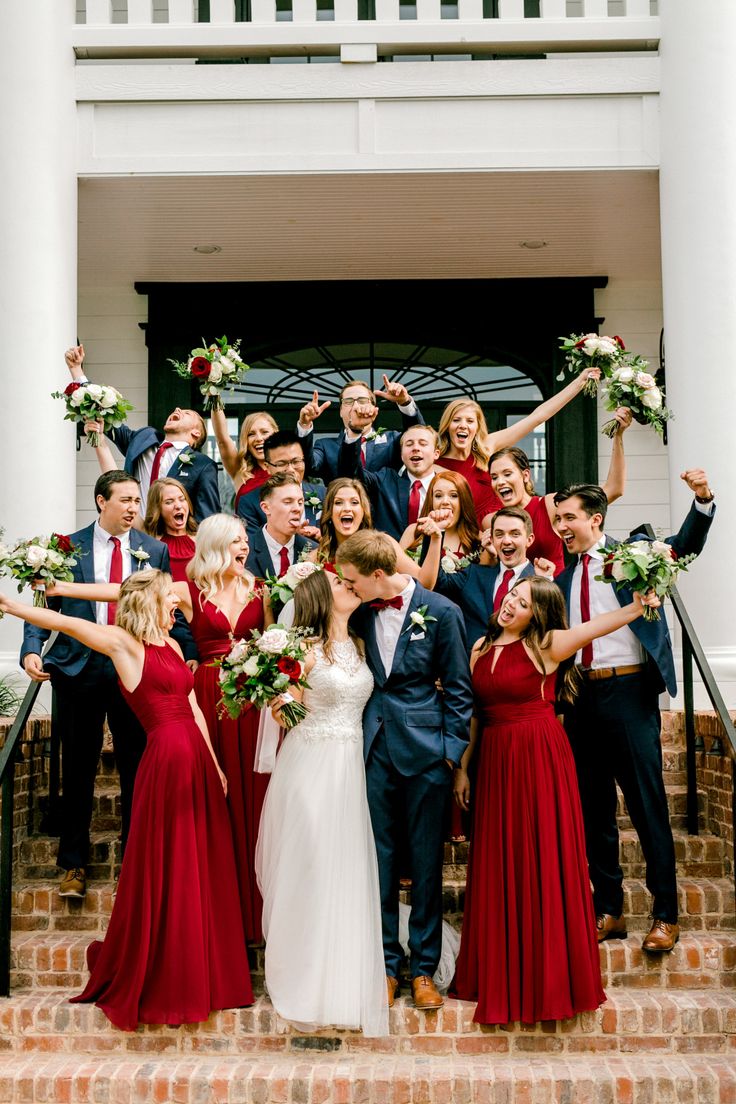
left=519, top=240, right=548, bottom=250
left=193, top=245, right=222, bottom=255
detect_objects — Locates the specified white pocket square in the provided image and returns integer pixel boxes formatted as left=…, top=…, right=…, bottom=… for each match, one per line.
left=409, top=631, right=426, bottom=641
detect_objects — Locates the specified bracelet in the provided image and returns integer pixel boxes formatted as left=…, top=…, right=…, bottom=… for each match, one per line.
left=695, top=493, right=714, bottom=504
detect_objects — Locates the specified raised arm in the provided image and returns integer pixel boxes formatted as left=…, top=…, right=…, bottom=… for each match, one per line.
left=544, top=591, right=654, bottom=664
left=599, top=408, right=630, bottom=505
left=43, top=578, right=194, bottom=621
left=210, top=406, right=241, bottom=483
left=482, top=367, right=599, bottom=454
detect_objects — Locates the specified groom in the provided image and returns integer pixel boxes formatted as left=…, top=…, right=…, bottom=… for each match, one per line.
left=336, top=531, right=473, bottom=1010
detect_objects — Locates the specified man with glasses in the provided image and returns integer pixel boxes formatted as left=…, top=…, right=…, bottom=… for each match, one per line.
left=236, top=429, right=325, bottom=541
left=296, top=376, right=425, bottom=484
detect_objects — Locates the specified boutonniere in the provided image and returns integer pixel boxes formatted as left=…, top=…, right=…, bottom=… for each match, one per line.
left=362, top=426, right=388, bottom=444
left=403, top=604, right=438, bottom=635
left=178, top=451, right=194, bottom=466
left=305, top=492, right=322, bottom=510
left=131, top=548, right=151, bottom=570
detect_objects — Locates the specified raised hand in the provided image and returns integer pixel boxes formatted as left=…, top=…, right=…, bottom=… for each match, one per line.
left=374, top=374, right=411, bottom=407
left=578, top=365, right=601, bottom=387
left=424, top=507, right=453, bottom=531
left=680, top=468, right=714, bottom=500
left=634, top=589, right=661, bottom=614
left=297, top=521, right=322, bottom=541
left=533, top=557, right=556, bottom=579
left=610, top=406, right=633, bottom=434
left=298, top=390, right=331, bottom=430
left=65, top=345, right=85, bottom=379
left=84, top=419, right=104, bottom=438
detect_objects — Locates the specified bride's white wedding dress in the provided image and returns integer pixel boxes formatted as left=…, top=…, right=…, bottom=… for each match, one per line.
left=255, top=639, right=388, bottom=1037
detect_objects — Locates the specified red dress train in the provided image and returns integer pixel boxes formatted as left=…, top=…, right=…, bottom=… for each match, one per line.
left=453, top=639, right=605, bottom=1025
left=188, top=581, right=268, bottom=943
left=71, top=642, right=253, bottom=1030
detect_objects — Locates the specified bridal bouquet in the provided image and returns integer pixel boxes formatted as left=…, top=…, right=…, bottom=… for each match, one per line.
left=265, top=559, right=321, bottom=609
left=169, top=336, right=249, bottom=411
left=596, top=539, right=697, bottom=622
left=600, top=358, right=671, bottom=439
left=217, top=625, right=312, bottom=728
left=51, top=382, right=133, bottom=447
left=0, top=533, right=80, bottom=611
left=557, top=332, right=626, bottom=395
left=440, top=547, right=480, bottom=574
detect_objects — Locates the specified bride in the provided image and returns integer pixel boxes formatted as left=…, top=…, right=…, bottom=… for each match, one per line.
left=256, top=566, right=388, bottom=1037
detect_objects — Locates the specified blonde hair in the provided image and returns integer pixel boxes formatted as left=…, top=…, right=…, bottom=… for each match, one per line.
left=116, top=569, right=173, bottom=642
left=187, top=513, right=254, bottom=604
left=237, top=411, right=279, bottom=481
left=143, top=478, right=198, bottom=538
left=437, top=399, right=491, bottom=469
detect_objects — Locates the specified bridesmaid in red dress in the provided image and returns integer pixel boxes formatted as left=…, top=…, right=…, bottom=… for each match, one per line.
left=143, top=477, right=197, bottom=582
left=452, top=576, right=656, bottom=1025
left=481, top=410, right=630, bottom=575
left=172, top=513, right=272, bottom=943
left=0, top=572, right=253, bottom=1031
left=435, top=369, right=602, bottom=527
left=210, top=407, right=278, bottom=514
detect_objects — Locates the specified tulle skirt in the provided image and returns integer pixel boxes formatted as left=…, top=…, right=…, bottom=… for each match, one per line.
left=256, top=729, right=388, bottom=1037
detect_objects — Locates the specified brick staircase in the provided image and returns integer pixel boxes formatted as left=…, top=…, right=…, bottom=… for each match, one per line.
left=0, top=712, right=735, bottom=1101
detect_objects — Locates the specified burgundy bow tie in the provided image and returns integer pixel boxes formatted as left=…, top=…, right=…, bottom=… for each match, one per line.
left=370, top=596, right=404, bottom=612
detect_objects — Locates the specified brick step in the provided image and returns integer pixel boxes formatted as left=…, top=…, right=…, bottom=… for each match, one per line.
left=616, top=786, right=708, bottom=833
left=2, top=990, right=736, bottom=1057
left=16, top=831, right=121, bottom=882
left=0, top=1052, right=734, bottom=1104
left=9, top=930, right=735, bottom=998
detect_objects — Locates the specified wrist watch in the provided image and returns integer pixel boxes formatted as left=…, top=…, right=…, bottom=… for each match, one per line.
left=695, top=491, right=714, bottom=504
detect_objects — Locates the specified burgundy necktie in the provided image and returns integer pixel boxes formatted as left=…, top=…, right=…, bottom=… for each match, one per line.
left=407, top=480, right=422, bottom=526
left=360, top=437, right=367, bottom=467
left=493, top=568, right=515, bottom=613
left=579, top=553, right=594, bottom=668
left=108, top=536, right=122, bottom=625
left=150, top=441, right=174, bottom=484
left=370, top=596, right=404, bottom=612
left=278, top=546, right=290, bottom=578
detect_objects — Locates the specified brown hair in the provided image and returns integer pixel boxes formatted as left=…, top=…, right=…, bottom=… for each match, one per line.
left=335, top=530, right=397, bottom=576
left=339, top=380, right=376, bottom=405
left=400, top=424, right=440, bottom=449
left=489, top=446, right=535, bottom=497
left=236, top=411, right=279, bottom=481
left=144, top=478, right=198, bottom=539
left=185, top=410, right=208, bottom=450
left=259, top=471, right=302, bottom=502
left=291, top=569, right=361, bottom=663
left=489, top=504, right=533, bottom=537
left=416, top=470, right=479, bottom=553
left=318, top=478, right=372, bottom=561
left=437, top=399, right=491, bottom=469
left=479, top=576, right=580, bottom=704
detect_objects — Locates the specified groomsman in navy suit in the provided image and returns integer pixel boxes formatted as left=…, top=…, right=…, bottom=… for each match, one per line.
left=336, top=531, right=473, bottom=1011
left=436, top=505, right=555, bottom=653
left=20, top=471, right=192, bottom=900
left=237, top=431, right=324, bottom=542
left=64, top=345, right=220, bottom=521
left=296, top=375, right=425, bottom=484
left=245, top=473, right=317, bottom=613
left=554, top=471, right=716, bottom=953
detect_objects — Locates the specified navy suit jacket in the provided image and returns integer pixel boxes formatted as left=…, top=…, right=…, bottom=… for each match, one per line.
left=300, top=405, right=424, bottom=484
left=353, top=582, right=473, bottom=776
left=20, top=524, right=197, bottom=675
left=336, top=437, right=414, bottom=542
left=106, top=424, right=220, bottom=522
left=436, top=560, right=536, bottom=656
left=237, top=481, right=325, bottom=544
left=245, top=527, right=317, bottom=618
left=556, top=501, right=715, bottom=696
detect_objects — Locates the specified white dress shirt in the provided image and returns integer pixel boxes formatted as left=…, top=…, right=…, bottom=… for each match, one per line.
left=491, top=559, right=530, bottom=602
left=136, top=439, right=190, bottom=503
left=375, top=577, right=416, bottom=677
left=262, top=526, right=296, bottom=576
left=92, top=523, right=132, bottom=626
left=569, top=538, right=645, bottom=669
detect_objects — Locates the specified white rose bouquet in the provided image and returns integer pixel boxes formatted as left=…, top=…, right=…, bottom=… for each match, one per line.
left=600, top=356, right=672, bottom=439
left=51, top=382, right=133, bottom=447
left=168, top=336, right=249, bottom=411
left=596, top=539, right=697, bottom=622
left=0, top=533, right=80, bottom=612
left=264, top=559, right=322, bottom=609
left=440, top=548, right=480, bottom=575
left=557, top=332, right=627, bottom=395
left=216, top=624, right=313, bottom=728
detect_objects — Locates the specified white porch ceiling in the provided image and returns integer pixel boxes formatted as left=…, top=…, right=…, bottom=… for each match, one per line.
left=78, top=169, right=661, bottom=285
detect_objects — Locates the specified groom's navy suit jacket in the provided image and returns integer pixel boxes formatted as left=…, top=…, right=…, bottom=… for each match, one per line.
left=20, top=524, right=197, bottom=674
left=555, top=501, right=715, bottom=696
left=106, top=424, right=220, bottom=522
left=436, top=560, right=536, bottom=656
left=353, top=582, right=473, bottom=776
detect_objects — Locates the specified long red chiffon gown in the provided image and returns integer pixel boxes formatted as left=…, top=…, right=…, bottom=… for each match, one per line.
left=71, top=642, right=253, bottom=1030
left=453, top=639, right=605, bottom=1025
left=188, top=581, right=268, bottom=943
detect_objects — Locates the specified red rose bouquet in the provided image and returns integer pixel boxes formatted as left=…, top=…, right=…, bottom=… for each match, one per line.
left=168, top=336, right=249, bottom=411
left=216, top=624, right=312, bottom=728
left=0, top=533, right=81, bottom=612
left=557, top=332, right=626, bottom=395
left=51, top=382, right=133, bottom=447
left=596, top=539, right=696, bottom=622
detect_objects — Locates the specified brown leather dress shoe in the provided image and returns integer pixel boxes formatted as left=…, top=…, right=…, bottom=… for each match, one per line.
left=386, top=975, right=399, bottom=1008
left=642, top=919, right=680, bottom=952
left=595, top=913, right=627, bottom=943
left=411, top=975, right=443, bottom=1010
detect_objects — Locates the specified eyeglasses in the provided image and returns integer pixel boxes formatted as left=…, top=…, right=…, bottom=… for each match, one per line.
left=341, top=396, right=375, bottom=407
left=267, top=457, right=306, bottom=470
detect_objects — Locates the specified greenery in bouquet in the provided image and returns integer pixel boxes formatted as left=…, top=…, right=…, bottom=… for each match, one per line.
left=557, top=332, right=626, bottom=395
left=440, top=547, right=480, bottom=574
left=168, top=336, right=249, bottom=411
left=217, top=624, right=313, bottom=728
left=600, top=357, right=672, bottom=439
left=264, top=559, right=322, bottom=610
left=596, top=539, right=697, bottom=622
left=0, top=533, right=80, bottom=613
left=51, top=382, right=133, bottom=447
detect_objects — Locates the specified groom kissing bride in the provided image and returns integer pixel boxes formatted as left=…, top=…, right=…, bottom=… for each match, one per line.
left=336, top=531, right=473, bottom=1010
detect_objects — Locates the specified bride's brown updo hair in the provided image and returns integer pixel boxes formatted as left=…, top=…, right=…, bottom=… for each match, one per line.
left=292, top=569, right=362, bottom=663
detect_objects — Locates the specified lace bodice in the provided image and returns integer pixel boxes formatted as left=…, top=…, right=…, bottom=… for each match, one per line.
left=291, top=640, right=373, bottom=743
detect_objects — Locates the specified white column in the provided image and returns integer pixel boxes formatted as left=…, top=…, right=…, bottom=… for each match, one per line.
left=0, top=1, right=78, bottom=682
left=659, top=1, right=736, bottom=707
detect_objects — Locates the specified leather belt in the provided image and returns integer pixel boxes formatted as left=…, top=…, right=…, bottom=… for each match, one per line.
left=578, top=663, right=646, bottom=681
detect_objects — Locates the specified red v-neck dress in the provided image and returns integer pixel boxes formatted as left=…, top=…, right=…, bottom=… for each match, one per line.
left=188, top=581, right=267, bottom=943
